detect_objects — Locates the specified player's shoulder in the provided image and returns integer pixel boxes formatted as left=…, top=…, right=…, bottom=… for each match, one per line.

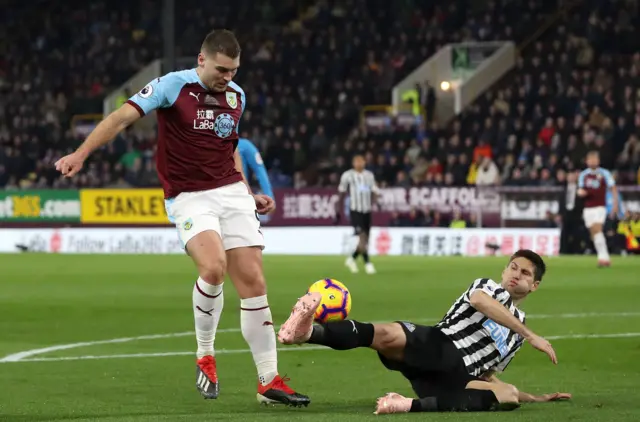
left=597, top=167, right=613, bottom=176
left=578, top=168, right=591, bottom=175
left=136, top=69, right=200, bottom=107
left=228, top=81, right=245, bottom=96
left=469, top=277, right=500, bottom=290
left=156, top=69, right=200, bottom=89
left=472, top=277, right=499, bottom=285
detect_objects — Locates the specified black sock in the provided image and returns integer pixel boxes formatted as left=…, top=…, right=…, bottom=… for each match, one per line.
left=352, top=250, right=360, bottom=259
left=307, top=320, right=374, bottom=350
left=410, top=397, right=435, bottom=412
left=362, top=252, right=370, bottom=263
left=409, top=390, right=499, bottom=412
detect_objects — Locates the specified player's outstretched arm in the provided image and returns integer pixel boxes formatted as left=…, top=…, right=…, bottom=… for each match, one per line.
left=480, top=372, right=571, bottom=403
left=469, top=291, right=558, bottom=364
left=55, top=103, right=142, bottom=177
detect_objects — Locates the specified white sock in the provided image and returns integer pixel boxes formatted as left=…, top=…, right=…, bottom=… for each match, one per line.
left=193, top=277, right=224, bottom=359
left=240, top=295, right=278, bottom=385
left=593, top=232, right=611, bottom=262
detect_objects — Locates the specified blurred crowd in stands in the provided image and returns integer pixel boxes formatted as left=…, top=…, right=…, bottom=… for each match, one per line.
left=1, top=0, right=639, bottom=192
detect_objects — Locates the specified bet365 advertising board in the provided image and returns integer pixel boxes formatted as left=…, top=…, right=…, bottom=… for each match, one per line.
left=0, top=190, right=81, bottom=222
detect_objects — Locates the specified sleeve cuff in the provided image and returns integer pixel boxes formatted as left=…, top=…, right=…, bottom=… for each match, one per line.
left=126, top=100, right=145, bottom=117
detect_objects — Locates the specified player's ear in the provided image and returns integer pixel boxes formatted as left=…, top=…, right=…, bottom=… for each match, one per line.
left=197, top=52, right=205, bottom=67
left=530, top=280, right=540, bottom=292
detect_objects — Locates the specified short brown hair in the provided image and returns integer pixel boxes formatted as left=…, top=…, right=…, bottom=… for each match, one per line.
left=510, top=249, right=546, bottom=282
left=201, top=29, right=241, bottom=58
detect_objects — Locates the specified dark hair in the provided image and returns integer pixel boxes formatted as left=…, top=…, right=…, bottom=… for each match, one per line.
left=510, top=249, right=546, bottom=282
left=201, top=29, right=241, bottom=58
left=587, top=150, right=600, bottom=157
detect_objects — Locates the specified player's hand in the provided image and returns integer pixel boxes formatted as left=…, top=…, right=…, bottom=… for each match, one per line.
left=253, top=194, right=275, bottom=215
left=537, top=392, right=572, bottom=402
left=54, top=152, right=86, bottom=178
left=526, top=334, right=558, bottom=364
left=577, top=188, right=587, bottom=197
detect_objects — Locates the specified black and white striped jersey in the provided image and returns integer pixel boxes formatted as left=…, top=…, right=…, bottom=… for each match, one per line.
left=436, top=278, right=526, bottom=376
left=338, top=169, right=379, bottom=213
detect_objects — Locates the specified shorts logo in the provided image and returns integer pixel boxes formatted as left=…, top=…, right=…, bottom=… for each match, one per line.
left=183, top=218, right=193, bottom=231
left=213, top=113, right=235, bottom=138
left=138, top=84, right=153, bottom=98
left=401, top=321, right=416, bottom=332
left=226, top=92, right=238, bottom=109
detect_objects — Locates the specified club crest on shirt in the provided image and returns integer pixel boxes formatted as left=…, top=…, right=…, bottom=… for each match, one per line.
left=226, top=91, right=237, bottom=109
left=183, top=218, right=193, bottom=231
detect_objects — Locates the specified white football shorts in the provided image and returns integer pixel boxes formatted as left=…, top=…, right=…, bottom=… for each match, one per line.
left=583, top=206, right=606, bottom=228
left=165, top=182, right=264, bottom=251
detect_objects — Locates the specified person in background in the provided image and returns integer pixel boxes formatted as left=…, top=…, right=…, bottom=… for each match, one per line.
left=615, top=212, right=640, bottom=254
left=238, top=138, right=275, bottom=224
left=559, top=171, right=584, bottom=255
left=577, top=151, right=618, bottom=267
left=238, top=138, right=274, bottom=200
left=449, top=209, right=467, bottom=228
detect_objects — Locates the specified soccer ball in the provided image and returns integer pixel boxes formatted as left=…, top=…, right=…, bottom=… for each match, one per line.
left=307, top=278, right=352, bottom=323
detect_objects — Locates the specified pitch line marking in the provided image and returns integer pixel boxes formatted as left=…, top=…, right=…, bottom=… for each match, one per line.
left=1, top=311, right=639, bottom=363
left=4, top=333, right=640, bottom=363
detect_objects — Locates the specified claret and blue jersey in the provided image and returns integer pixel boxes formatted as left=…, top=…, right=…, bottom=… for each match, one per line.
left=578, top=167, right=615, bottom=209
left=126, top=69, right=246, bottom=199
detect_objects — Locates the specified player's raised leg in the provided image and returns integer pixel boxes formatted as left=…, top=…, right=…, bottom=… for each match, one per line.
left=277, top=293, right=405, bottom=359
left=183, top=229, right=227, bottom=399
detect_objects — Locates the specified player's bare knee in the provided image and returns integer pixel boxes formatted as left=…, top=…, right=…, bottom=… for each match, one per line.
left=494, top=383, right=519, bottom=404
left=372, top=323, right=406, bottom=350
left=197, top=257, right=226, bottom=285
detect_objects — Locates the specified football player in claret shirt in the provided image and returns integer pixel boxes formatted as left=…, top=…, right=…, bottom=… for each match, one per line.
left=577, top=150, right=619, bottom=267
left=55, top=29, right=309, bottom=407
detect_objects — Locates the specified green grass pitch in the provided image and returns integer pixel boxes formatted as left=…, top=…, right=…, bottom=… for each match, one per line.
left=1, top=254, right=639, bottom=421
